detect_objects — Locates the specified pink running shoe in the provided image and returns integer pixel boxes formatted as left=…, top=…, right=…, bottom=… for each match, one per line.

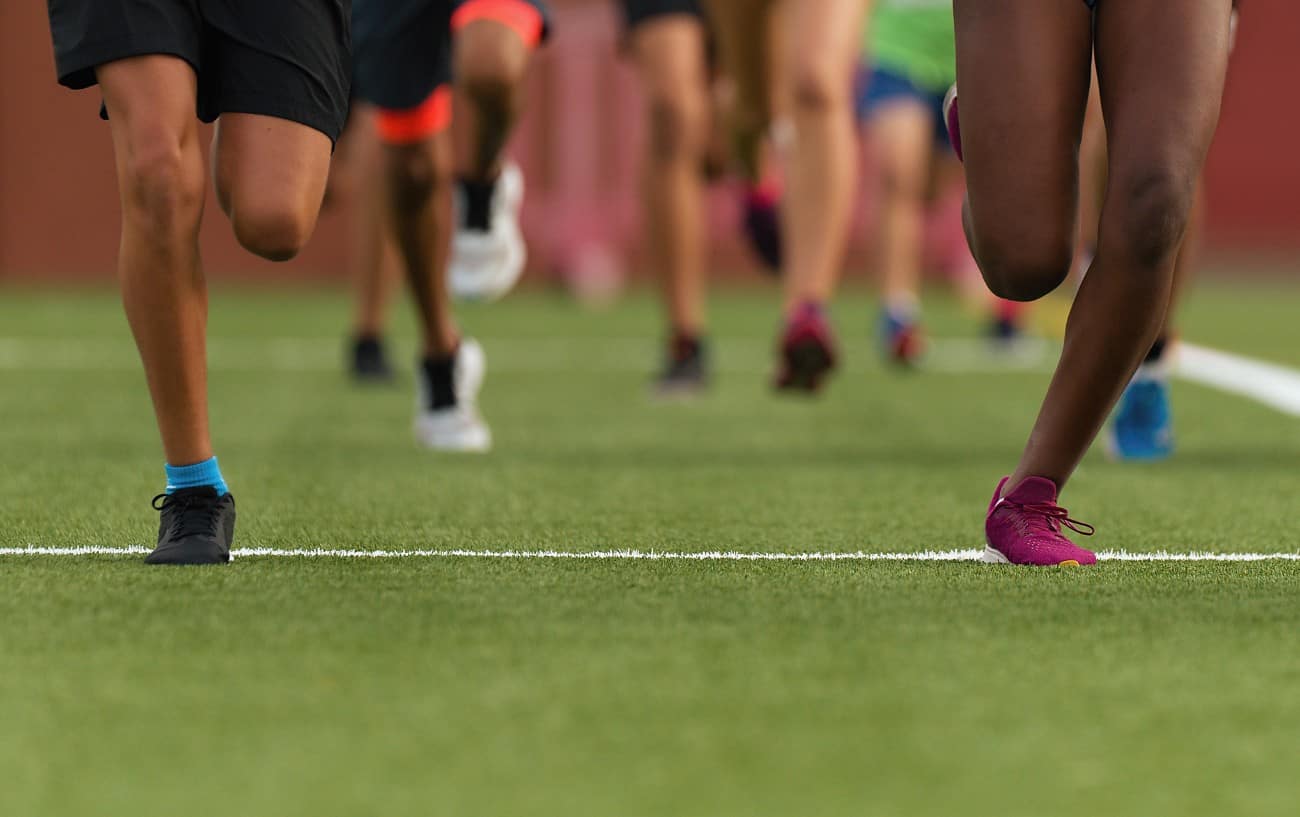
left=942, top=84, right=963, bottom=162
left=775, top=301, right=838, bottom=393
left=983, top=477, right=1098, bottom=566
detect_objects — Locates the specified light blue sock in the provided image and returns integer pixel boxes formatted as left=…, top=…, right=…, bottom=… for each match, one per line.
left=165, top=456, right=228, bottom=496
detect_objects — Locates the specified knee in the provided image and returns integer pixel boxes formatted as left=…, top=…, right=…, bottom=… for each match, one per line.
left=977, top=235, right=1074, bottom=302
left=384, top=144, right=449, bottom=212
left=231, top=200, right=316, bottom=262
left=789, top=57, right=846, bottom=115
left=878, top=158, right=925, bottom=203
left=120, top=135, right=204, bottom=232
left=646, top=89, right=708, bottom=163
left=456, top=28, right=528, bottom=108
left=1106, top=171, right=1194, bottom=270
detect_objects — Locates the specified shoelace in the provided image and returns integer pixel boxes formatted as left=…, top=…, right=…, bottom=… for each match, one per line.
left=152, top=493, right=221, bottom=540
left=1004, top=499, right=1096, bottom=538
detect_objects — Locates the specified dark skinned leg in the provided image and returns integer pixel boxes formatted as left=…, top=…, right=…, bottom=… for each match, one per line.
left=1007, top=0, right=1231, bottom=490
left=383, top=131, right=460, bottom=357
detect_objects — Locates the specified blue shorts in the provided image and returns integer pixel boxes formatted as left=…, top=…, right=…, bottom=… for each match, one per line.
left=856, top=65, right=951, bottom=150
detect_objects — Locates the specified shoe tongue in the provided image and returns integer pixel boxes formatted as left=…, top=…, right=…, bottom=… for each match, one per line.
left=171, top=486, right=219, bottom=499
left=1004, top=476, right=1059, bottom=505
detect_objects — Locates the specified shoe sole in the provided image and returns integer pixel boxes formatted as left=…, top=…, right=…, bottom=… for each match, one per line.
left=981, top=546, right=1083, bottom=567
left=144, top=548, right=231, bottom=565
left=1103, top=427, right=1173, bottom=463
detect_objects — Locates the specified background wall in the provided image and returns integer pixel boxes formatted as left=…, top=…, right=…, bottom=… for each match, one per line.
left=1, top=0, right=1296, bottom=283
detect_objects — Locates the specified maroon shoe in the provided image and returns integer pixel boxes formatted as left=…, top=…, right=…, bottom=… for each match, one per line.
left=774, top=302, right=838, bottom=393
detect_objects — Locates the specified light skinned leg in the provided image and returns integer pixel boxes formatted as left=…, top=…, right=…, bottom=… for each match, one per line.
left=700, top=0, right=776, bottom=181
left=384, top=131, right=460, bottom=357
left=452, top=18, right=534, bottom=183
left=868, top=100, right=933, bottom=308
left=211, top=113, right=333, bottom=262
left=775, top=0, right=869, bottom=308
left=631, top=15, right=711, bottom=336
left=97, top=56, right=211, bottom=466
left=1006, top=0, right=1231, bottom=489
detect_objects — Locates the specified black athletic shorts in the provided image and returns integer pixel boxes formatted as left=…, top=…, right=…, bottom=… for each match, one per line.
left=621, top=0, right=704, bottom=29
left=353, top=0, right=550, bottom=113
left=47, top=0, right=352, bottom=142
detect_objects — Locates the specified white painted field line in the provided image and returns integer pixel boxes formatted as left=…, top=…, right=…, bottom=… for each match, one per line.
left=2, top=545, right=1297, bottom=562
left=1177, top=343, right=1300, bottom=417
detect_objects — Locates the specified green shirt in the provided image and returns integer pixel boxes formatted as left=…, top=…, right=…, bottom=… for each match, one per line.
left=866, top=0, right=957, bottom=94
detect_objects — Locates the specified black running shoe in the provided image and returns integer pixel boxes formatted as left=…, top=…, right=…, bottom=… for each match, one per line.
left=350, top=334, right=394, bottom=383
left=653, top=335, right=709, bottom=398
left=146, top=487, right=236, bottom=565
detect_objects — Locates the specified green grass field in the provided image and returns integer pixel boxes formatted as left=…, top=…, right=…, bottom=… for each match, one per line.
left=2, top=282, right=1298, bottom=816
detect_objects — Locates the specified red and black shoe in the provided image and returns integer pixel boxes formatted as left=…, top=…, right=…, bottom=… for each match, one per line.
left=774, top=302, right=838, bottom=393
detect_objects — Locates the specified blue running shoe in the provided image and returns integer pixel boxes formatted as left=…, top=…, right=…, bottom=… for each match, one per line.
left=1107, top=369, right=1174, bottom=461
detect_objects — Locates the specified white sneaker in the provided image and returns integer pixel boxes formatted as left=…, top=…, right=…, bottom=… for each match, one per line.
left=414, top=338, right=492, bottom=452
left=450, top=161, right=526, bottom=302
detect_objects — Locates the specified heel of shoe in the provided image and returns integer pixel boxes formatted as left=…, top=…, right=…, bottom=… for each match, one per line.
left=980, top=545, right=1010, bottom=564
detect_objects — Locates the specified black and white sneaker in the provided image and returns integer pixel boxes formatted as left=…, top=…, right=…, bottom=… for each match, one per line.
left=414, top=339, right=492, bottom=452
left=350, top=334, right=394, bottom=383
left=146, top=487, right=236, bottom=565
left=653, top=335, right=709, bottom=399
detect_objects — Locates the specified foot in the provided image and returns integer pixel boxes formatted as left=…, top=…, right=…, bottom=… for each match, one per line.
left=450, top=161, right=527, bottom=302
left=775, top=302, right=838, bottom=393
left=943, top=84, right=962, bottom=162
left=983, top=477, right=1098, bottom=566
left=880, top=308, right=925, bottom=367
left=1106, top=358, right=1174, bottom=462
left=414, top=338, right=492, bottom=452
left=653, top=334, right=709, bottom=399
left=987, top=313, right=1022, bottom=345
left=742, top=183, right=783, bottom=274
left=146, top=487, right=236, bottom=565
left=349, top=334, right=394, bottom=383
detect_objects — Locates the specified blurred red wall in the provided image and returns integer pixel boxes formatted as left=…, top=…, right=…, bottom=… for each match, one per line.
left=1, top=0, right=1296, bottom=282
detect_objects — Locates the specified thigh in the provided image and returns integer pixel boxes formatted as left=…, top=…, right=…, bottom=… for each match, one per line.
left=629, top=14, right=710, bottom=98
left=953, top=0, right=1093, bottom=247
left=701, top=0, right=775, bottom=176
left=97, top=56, right=204, bottom=187
left=777, top=0, right=866, bottom=84
left=1094, top=0, right=1232, bottom=193
left=868, top=98, right=933, bottom=193
left=702, top=0, right=773, bottom=115
left=97, top=56, right=199, bottom=134
left=212, top=113, right=333, bottom=215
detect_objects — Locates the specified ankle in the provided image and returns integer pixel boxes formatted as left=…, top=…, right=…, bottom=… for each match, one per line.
left=165, top=456, right=228, bottom=496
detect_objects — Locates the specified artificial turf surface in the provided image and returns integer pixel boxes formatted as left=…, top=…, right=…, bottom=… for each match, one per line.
left=1, top=282, right=1298, bottom=816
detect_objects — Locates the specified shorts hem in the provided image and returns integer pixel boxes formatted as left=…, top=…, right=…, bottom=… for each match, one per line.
left=215, top=96, right=346, bottom=145
left=56, top=38, right=199, bottom=90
